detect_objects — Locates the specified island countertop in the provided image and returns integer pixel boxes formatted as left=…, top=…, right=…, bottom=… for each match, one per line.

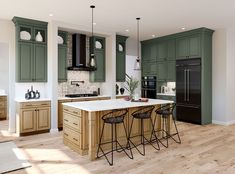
left=63, top=98, right=173, bottom=112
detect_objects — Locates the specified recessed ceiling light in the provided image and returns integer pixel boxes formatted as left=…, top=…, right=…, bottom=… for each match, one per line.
left=49, top=13, right=53, bottom=17
left=181, top=27, right=186, bottom=30
left=125, top=29, right=129, bottom=32
left=93, top=22, right=96, bottom=25
left=152, top=34, right=156, bottom=38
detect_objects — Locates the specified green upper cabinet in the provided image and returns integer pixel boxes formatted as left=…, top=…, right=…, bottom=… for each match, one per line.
left=116, top=35, right=128, bottom=82
left=58, top=31, right=68, bottom=82
left=142, top=61, right=157, bottom=76
left=167, top=61, right=176, bottom=81
left=142, top=42, right=157, bottom=62
left=157, top=41, right=167, bottom=61
left=176, top=34, right=201, bottom=59
left=156, top=61, right=167, bottom=81
left=90, top=36, right=106, bottom=82
left=12, top=16, right=48, bottom=82
left=167, top=39, right=176, bottom=60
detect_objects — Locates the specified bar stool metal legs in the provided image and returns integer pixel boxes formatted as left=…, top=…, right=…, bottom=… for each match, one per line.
left=153, top=103, right=181, bottom=148
left=128, top=106, right=160, bottom=156
left=97, top=109, right=133, bottom=166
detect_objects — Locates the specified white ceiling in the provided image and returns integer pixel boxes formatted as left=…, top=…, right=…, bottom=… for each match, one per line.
left=1, top=0, right=235, bottom=40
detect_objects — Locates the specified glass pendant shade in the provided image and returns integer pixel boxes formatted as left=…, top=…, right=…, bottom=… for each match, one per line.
left=134, top=58, right=141, bottom=70
left=90, top=53, right=96, bottom=67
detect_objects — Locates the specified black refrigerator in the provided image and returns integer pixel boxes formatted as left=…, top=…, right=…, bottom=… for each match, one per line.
left=176, top=58, right=201, bottom=124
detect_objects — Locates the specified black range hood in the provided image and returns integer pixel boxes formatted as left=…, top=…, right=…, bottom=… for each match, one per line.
left=67, top=34, right=95, bottom=71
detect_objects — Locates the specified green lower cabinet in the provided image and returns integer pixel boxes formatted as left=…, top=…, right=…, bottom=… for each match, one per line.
left=167, top=61, right=176, bottom=81
left=157, top=95, right=175, bottom=101
left=18, top=42, right=34, bottom=82
left=157, top=61, right=167, bottom=81
left=34, top=44, right=47, bottom=82
left=58, top=45, right=67, bottom=82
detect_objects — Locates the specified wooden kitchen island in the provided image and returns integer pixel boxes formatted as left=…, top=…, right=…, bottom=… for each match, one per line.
left=62, top=99, right=173, bottom=160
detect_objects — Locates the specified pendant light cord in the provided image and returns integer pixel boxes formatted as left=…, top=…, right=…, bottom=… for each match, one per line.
left=90, top=5, right=95, bottom=55
left=137, top=17, right=140, bottom=60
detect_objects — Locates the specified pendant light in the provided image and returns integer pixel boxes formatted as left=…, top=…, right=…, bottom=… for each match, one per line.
left=134, top=17, right=141, bottom=70
left=90, top=5, right=96, bottom=68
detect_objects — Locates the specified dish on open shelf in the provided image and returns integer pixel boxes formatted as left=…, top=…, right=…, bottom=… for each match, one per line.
left=57, top=36, right=64, bottom=44
left=20, top=31, right=31, bottom=40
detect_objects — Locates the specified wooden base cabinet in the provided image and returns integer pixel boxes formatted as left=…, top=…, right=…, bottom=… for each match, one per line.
left=58, top=97, right=111, bottom=130
left=0, top=96, right=7, bottom=120
left=16, top=100, right=51, bottom=136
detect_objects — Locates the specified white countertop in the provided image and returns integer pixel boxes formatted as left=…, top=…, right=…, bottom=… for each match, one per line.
left=15, top=98, right=51, bottom=102
left=0, top=94, right=7, bottom=96
left=58, top=95, right=111, bottom=100
left=63, top=99, right=174, bottom=112
left=157, top=93, right=176, bottom=96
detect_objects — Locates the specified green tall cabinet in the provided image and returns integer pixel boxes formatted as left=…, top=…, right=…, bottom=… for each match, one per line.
left=12, top=17, right=48, bottom=82
left=58, top=31, right=68, bottom=82
left=141, top=27, right=214, bottom=124
left=90, top=36, right=106, bottom=82
left=116, top=35, right=128, bottom=82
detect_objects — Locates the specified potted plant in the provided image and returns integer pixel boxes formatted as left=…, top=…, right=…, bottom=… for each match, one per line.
left=124, top=76, right=139, bottom=100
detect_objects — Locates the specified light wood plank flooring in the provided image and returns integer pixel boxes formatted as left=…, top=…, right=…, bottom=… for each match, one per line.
left=1, top=120, right=235, bottom=174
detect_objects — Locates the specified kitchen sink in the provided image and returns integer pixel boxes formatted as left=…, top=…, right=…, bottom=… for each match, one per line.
left=65, top=93, right=98, bottom=98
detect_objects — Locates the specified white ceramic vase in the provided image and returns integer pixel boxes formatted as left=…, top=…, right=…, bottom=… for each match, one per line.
left=35, top=32, right=43, bottom=42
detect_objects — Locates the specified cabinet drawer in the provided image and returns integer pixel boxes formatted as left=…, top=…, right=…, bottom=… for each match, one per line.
left=63, top=112, right=81, bottom=132
left=21, top=101, right=51, bottom=108
left=63, top=126, right=81, bottom=147
left=0, top=109, right=6, bottom=118
left=0, top=101, right=5, bottom=108
left=63, top=105, right=81, bottom=116
left=0, top=97, right=6, bottom=101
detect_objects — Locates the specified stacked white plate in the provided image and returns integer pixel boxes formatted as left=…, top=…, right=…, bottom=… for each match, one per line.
left=20, top=31, right=31, bottom=40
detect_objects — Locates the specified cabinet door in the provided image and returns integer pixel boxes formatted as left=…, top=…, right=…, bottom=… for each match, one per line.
left=116, top=51, right=126, bottom=82
left=142, top=43, right=157, bottom=62
left=90, top=49, right=105, bottom=82
left=167, top=40, right=176, bottom=60
left=142, top=61, right=157, bottom=76
left=58, top=45, right=67, bottom=82
left=37, top=107, right=51, bottom=131
left=167, top=61, right=176, bottom=81
left=20, top=108, right=37, bottom=133
left=34, top=44, right=47, bottom=82
left=157, top=61, right=167, bottom=81
left=17, top=42, right=34, bottom=82
left=189, top=35, right=201, bottom=58
left=157, top=41, right=167, bottom=61
left=176, top=37, right=188, bottom=59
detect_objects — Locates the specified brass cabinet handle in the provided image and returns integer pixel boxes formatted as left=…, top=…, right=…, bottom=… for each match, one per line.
left=64, top=133, right=68, bottom=136
left=73, top=123, right=78, bottom=126
left=26, top=104, right=32, bottom=106
left=73, top=111, right=78, bottom=114
left=73, top=138, right=78, bottom=141
left=64, top=109, right=69, bottom=111
left=41, top=103, right=48, bottom=106
left=64, top=119, right=68, bottom=122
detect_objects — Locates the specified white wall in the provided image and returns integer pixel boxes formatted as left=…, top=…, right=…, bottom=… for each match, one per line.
left=212, top=28, right=235, bottom=125
left=0, top=43, right=9, bottom=94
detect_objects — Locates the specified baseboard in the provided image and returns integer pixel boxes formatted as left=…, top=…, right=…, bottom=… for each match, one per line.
left=212, top=120, right=235, bottom=126
left=50, top=128, right=59, bottom=133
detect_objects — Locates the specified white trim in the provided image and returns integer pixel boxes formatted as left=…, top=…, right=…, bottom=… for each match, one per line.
left=212, top=120, right=235, bottom=126
left=50, top=128, right=59, bottom=133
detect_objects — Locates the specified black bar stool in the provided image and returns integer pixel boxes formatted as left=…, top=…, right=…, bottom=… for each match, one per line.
left=153, top=103, right=181, bottom=148
left=128, top=106, right=160, bottom=156
left=97, top=109, right=133, bottom=166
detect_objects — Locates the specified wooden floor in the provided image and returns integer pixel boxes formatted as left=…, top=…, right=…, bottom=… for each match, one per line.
left=1, top=120, right=235, bottom=174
